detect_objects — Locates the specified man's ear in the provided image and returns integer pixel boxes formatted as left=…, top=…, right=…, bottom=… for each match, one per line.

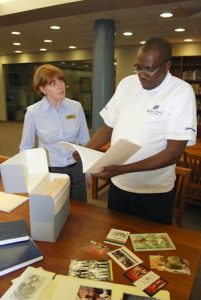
left=165, top=60, right=172, bottom=71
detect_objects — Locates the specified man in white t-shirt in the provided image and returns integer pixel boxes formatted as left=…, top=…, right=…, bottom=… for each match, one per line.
left=77, top=37, right=197, bottom=224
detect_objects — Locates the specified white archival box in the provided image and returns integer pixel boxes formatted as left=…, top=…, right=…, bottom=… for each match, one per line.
left=0, top=148, right=70, bottom=242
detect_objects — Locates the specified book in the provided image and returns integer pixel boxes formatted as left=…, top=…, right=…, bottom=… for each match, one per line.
left=68, top=259, right=113, bottom=281
left=58, top=139, right=141, bottom=174
left=40, top=274, right=170, bottom=300
left=130, top=233, right=176, bottom=251
left=107, top=246, right=143, bottom=271
left=0, top=191, right=28, bottom=213
left=1, top=266, right=55, bottom=300
left=0, top=238, right=43, bottom=276
left=149, top=255, right=190, bottom=275
left=124, top=264, right=168, bottom=297
left=104, top=228, right=130, bottom=246
left=0, top=219, right=29, bottom=246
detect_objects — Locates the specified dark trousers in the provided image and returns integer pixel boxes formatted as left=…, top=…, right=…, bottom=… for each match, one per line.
left=49, top=163, right=87, bottom=202
left=108, top=182, right=174, bottom=224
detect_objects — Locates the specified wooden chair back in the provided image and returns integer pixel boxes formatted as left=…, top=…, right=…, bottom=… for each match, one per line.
left=174, top=166, right=191, bottom=226
left=0, top=155, right=9, bottom=163
left=184, top=151, right=201, bottom=204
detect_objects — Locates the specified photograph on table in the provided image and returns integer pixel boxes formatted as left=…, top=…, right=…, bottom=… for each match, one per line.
left=107, top=246, right=142, bottom=271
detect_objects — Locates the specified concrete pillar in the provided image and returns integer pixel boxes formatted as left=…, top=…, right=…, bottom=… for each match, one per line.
left=92, top=19, right=115, bottom=132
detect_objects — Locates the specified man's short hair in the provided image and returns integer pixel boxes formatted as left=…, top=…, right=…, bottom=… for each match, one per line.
left=141, top=37, right=172, bottom=61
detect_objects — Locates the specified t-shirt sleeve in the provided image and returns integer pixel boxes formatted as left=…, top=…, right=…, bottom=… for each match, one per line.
left=166, top=84, right=197, bottom=146
left=99, top=78, right=127, bottom=128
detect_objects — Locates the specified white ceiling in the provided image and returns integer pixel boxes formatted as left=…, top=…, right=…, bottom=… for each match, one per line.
left=0, top=0, right=200, bottom=56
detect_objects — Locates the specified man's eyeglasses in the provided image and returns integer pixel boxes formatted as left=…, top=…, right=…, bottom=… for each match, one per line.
left=133, top=59, right=168, bottom=77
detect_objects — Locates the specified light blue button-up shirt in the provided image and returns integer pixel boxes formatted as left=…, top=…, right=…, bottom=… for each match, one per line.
left=20, top=97, right=90, bottom=167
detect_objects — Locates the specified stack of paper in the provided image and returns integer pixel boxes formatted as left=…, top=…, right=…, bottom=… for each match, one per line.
left=0, top=191, right=28, bottom=213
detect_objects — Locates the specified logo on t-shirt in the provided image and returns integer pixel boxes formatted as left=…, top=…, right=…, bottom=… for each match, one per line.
left=146, top=105, right=162, bottom=115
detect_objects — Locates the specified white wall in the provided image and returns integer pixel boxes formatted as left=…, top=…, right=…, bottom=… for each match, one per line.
left=0, top=43, right=201, bottom=121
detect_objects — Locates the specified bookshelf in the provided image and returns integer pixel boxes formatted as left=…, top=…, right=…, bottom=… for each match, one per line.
left=171, top=56, right=201, bottom=122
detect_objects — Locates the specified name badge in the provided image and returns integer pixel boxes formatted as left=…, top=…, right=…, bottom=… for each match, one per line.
left=65, top=114, right=76, bottom=119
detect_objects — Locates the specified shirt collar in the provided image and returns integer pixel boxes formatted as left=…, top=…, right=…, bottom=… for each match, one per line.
left=40, top=96, right=66, bottom=112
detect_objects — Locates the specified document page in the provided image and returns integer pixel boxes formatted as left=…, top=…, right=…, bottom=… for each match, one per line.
left=0, top=192, right=28, bottom=213
left=59, top=139, right=141, bottom=174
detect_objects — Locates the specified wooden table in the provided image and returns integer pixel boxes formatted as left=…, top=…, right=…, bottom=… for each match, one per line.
left=0, top=200, right=201, bottom=299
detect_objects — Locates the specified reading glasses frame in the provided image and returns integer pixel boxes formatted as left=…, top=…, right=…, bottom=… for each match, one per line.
left=133, top=59, right=169, bottom=77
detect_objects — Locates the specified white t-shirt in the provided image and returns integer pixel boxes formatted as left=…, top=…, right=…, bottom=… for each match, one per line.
left=100, top=72, right=197, bottom=194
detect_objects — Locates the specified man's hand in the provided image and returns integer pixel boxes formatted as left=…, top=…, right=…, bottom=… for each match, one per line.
left=94, top=165, right=122, bottom=180
left=72, top=150, right=81, bottom=162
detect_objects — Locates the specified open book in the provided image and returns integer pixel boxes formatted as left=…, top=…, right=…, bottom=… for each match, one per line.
left=58, top=139, right=141, bottom=174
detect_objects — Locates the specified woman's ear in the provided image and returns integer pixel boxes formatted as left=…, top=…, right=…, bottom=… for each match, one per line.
left=39, top=86, right=46, bottom=95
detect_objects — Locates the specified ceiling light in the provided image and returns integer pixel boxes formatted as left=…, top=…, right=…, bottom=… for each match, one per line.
left=184, top=39, right=193, bottom=42
left=174, top=28, right=185, bottom=32
left=44, top=39, right=52, bottom=43
left=40, top=48, right=47, bottom=51
left=69, top=45, right=76, bottom=49
left=14, top=50, right=22, bottom=53
left=11, top=31, right=21, bottom=35
left=13, top=42, right=21, bottom=46
left=50, top=26, right=61, bottom=30
left=160, top=11, right=173, bottom=18
left=123, top=32, right=133, bottom=36
left=140, top=41, right=146, bottom=44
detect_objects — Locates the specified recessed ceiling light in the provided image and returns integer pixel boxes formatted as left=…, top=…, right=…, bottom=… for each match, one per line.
left=174, top=28, right=185, bottom=32
left=184, top=38, right=193, bottom=42
left=50, top=25, right=61, bottom=30
left=40, top=48, right=47, bottom=51
left=44, top=39, right=52, bottom=43
left=140, top=41, right=146, bottom=44
left=160, top=11, right=173, bottom=18
left=11, top=31, right=21, bottom=35
left=14, top=50, right=22, bottom=53
left=13, top=42, right=21, bottom=46
left=123, top=32, right=133, bottom=36
left=69, top=45, right=76, bottom=49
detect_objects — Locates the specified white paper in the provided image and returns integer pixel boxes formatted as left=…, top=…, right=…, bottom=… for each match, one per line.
left=58, top=139, right=141, bottom=174
left=0, top=191, right=28, bottom=213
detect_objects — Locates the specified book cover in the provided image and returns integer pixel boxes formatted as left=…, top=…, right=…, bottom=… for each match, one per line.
left=149, top=255, right=190, bottom=275
left=104, top=228, right=130, bottom=246
left=0, top=219, right=29, bottom=246
left=58, top=139, right=141, bottom=174
left=0, top=238, right=43, bottom=276
left=0, top=191, right=28, bottom=213
left=130, top=233, right=176, bottom=251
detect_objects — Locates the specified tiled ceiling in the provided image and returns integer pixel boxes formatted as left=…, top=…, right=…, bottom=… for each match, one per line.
left=0, top=0, right=200, bottom=56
